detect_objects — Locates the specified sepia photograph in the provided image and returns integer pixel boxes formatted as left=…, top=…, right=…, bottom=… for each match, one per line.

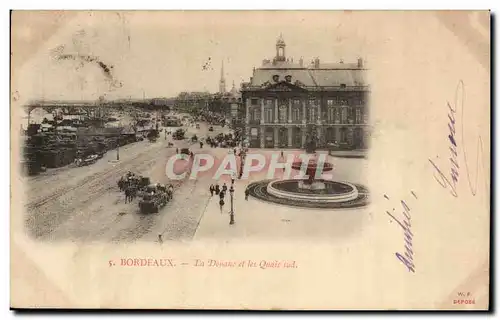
left=10, top=10, right=490, bottom=310
left=18, top=13, right=370, bottom=243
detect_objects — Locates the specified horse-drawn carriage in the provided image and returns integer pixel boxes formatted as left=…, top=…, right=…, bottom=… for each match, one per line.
left=117, top=174, right=151, bottom=192
left=191, top=134, right=198, bottom=142
left=117, top=171, right=176, bottom=212
left=147, top=129, right=159, bottom=142
left=138, top=184, right=174, bottom=214
left=173, top=129, right=185, bottom=140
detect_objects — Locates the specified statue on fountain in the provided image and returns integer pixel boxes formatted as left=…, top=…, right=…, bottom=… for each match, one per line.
left=297, top=126, right=327, bottom=190
left=304, top=126, right=318, bottom=154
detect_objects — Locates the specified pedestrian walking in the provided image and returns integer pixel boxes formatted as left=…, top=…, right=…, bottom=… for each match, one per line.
left=222, top=183, right=228, bottom=193
left=176, top=148, right=179, bottom=154
left=215, top=184, right=220, bottom=195
left=200, top=141, right=203, bottom=148
left=219, top=198, right=225, bottom=213
left=245, top=187, right=250, bottom=200
left=280, top=150, right=284, bottom=158
left=209, top=184, right=214, bottom=197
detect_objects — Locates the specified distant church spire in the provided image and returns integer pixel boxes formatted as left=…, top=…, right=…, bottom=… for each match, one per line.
left=219, top=60, right=226, bottom=93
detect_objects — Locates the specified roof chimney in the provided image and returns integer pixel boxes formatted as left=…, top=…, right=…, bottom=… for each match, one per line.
left=357, top=58, right=363, bottom=68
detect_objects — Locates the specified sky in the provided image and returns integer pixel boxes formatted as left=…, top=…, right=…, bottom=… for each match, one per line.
left=13, top=11, right=371, bottom=101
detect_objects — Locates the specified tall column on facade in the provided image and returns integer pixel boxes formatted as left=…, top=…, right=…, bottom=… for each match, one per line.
left=245, top=98, right=251, bottom=138
left=260, top=98, right=265, bottom=124
left=287, top=127, right=293, bottom=147
left=288, top=99, right=292, bottom=123
left=301, top=99, right=307, bottom=124
left=245, top=98, right=250, bottom=125
left=274, top=127, right=279, bottom=148
left=301, top=129, right=306, bottom=148
left=260, top=127, right=265, bottom=148
left=274, top=99, right=279, bottom=123
left=317, top=100, right=322, bottom=124
left=348, top=127, right=354, bottom=147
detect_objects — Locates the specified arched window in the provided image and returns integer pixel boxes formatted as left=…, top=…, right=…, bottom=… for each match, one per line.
left=340, top=127, right=347, bottom=142
left=279, top=105, right=287, bottom=123
left=341, top=107, right=348, bottom=123
left=334, top=108, right=340, bottom=123
left=265, top=108, right=273, bottom=122
left=309, top=99, right=319, bottom=122
left=309, top=107, right=317, bottom=122
left=355, top=109, right=362, bottom=124
left=326, top=127, right=336, bottom=143
left=253, top=108, right=260, bottom=121
left=293, top=107, right=300, bottom=122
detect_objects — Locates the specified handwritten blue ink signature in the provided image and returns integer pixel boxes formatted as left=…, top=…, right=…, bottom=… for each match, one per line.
left=385, top=193, right=417, bottom=273
left=428, top=80, right=488, bottom=197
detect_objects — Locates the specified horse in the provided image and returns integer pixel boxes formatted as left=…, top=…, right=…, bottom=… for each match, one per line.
left=117, top=178, right=126, bottom=191
left=157, top=184, right=167, bottom=193
left=125, top=186, right=137, bottom=204
left=165, top=189, right=173, bottom=201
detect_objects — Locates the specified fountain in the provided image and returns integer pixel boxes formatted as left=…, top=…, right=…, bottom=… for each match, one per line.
left=247, top=127, right=369, bottom=209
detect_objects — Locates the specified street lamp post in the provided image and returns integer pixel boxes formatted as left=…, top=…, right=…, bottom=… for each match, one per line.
left=229, top=185, right=235, bottom=225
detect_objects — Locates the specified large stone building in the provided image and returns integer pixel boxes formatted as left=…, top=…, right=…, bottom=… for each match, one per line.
left=209, top=80, right=242, bottom=127
left=241, top=35, right=369, bottom=150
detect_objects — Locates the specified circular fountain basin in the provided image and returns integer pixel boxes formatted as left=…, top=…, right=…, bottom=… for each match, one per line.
left=266, top=179, right=359, bottom=203
left=246, top=179, right=369, bottom=209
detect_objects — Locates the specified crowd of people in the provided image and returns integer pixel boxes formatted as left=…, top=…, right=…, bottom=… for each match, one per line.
left=208, top=173, right=251, bottom=215
left=197, top=110, right=227, bottom=127
left=209, top=182, right=230, bottom=213
left=191, top=110, right=252, bottom=216
left=205, top=133, right=241, bottom=148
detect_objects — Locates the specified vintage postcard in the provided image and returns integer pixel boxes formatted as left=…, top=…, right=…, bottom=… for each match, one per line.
left=10, top=11, right=490, bottom=310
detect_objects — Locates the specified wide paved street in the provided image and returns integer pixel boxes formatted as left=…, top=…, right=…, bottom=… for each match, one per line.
left=23, top=121, right=229, bottom=243
left=23, top=123, right=369, bottom=243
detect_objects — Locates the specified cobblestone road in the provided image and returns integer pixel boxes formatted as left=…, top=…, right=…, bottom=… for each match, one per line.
left=23, top=121, right=230, bottom=243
